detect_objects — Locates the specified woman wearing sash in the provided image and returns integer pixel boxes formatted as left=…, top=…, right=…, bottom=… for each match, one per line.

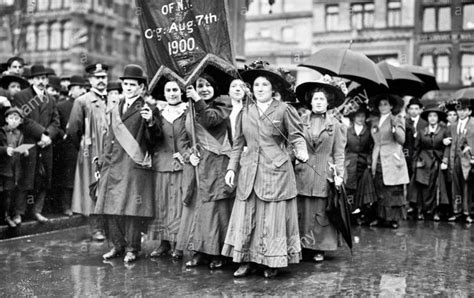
left=223, top=61, right=309, bottom=278
left=148, top=80, right=191, bottom=259
left=177, top=73, right=235, bottom=269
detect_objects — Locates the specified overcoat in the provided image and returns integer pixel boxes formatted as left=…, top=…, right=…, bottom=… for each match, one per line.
left=370, top=114, right=409, bottom=185
left=449, top=117, right=474, bottom=180
left=294, top=113, right=346, bottom=198
left=344, top=124, right=372, bottom=190
left=94, top=97, right=159, bottom=217
left=228, top=100, right=307, bottom=202
left=67, top=91, right=108, bottom=215
left=54, top=98, right=77, bottom=188
left=404, top=117, right=428, bottom=173
left=12, top=86, right=60, bottom=190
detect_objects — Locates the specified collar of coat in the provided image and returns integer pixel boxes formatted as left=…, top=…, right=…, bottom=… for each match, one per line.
left=349, top=123, right=368, bottom=136
left=423, top=124, right=441, bottom=136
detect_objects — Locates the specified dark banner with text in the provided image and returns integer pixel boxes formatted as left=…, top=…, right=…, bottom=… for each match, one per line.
left=135, top=0, right=238, bottom=91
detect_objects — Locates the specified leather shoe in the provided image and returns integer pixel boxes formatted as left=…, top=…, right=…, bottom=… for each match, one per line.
left=448, top=215, right=457, bottom=222
left=234, top=264, right=252, bottom=278
left=185, top=253, right=205, bottom=267
left=5, top=216, right=16, bottom=228
left=263, top=268, right=278, bottom=279
left=369, top=219, right=379, bottom=227
left=390, top=221, right=399, bottom=229
left=124, top=252, right=138, bottom=263
left=63, top=209, right=73, bottom=217
left=313, top=252, right=324, bottom=262
left=13, top=215, right=21, bottom=225
left=209, top=257, right=225, bottom=269
left=103, top=248, right=123, bottom=260
left=170, top=249, right=183, bottom=259
left=34, top=213, right=49, bottom=223
left=466, top=216, right=473, bottom=224
left=92, top=231, right=106, bottom=242
left=150, top=243, right=171, bottom=258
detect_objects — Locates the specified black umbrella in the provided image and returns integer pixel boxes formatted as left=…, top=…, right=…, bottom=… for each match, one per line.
left=399, top=65, right=439, bottom=93
left=377, top=61, right=425, bottom=97
left=326, top=164, right=353, bottom=253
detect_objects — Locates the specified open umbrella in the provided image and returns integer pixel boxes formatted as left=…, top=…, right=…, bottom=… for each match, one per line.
left=399, top=65, right=439, bottom=92
left=451, top=87, right=474, bottom=100
left=326, top=163, right=353, bottom=253
left=299, top=48, right=388, bottom=93
left=377, top=61, right=425, bottom=97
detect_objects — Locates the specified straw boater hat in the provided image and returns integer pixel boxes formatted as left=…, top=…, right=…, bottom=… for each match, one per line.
left=241, top=59, right=291, bottom=90
left=420, top=104, right=447, bottom=123
left=295, top=77, right=346, bottom=110
left=0, top=74, right=29, bottom=90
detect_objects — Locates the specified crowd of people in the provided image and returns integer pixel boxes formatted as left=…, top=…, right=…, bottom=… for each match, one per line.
left=0, top=55, right=473, bottom=278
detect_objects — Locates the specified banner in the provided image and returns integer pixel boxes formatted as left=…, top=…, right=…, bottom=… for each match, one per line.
left=135, top=0, right=238, bottom=91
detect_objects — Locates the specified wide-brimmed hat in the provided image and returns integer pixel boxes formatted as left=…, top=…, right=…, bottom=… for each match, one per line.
left=120, top=64, right=147, bottom=85
left=443, top=101, right=458, bottom=112
left=47, top=76, right=61, bottom=91
left=68, top=75, right=87, bottom=89
left=85, top=63, right=109, bottom=76
left=30, top=65, right=49, bottom=77
left=421, top=104, right=447, bottom=123
left=4, top=106, right=25, bottom=119
left=107, top=81, right=122, bottom=92
left=0, top=74, right=29, bottom=90
left=241, top=60, right=291, bottom=90
left=370, top=93, right=405, bottom=115
left=347, top=103, right=370, bottom=119
left=295, top=80, right=346, bottom=109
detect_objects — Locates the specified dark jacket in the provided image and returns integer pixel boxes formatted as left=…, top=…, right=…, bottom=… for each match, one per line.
left=12, top=86, right=60, bottom=190
left=345, top=124, right=372, bottom=190
left=0, top=126, right=23, bottom=181
left=405, top=117, right=428, bottom=173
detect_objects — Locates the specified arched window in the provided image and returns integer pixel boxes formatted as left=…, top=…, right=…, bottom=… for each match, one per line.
left=37, top=23, right=49, bottom=51
left=50, top=22, right=61, bottom=50
left=26, top=24, right=37, bottom=52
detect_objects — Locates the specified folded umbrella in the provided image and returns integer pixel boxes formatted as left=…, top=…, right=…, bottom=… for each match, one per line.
left=377, top=61, right=425, bottom=97
left=299, top=48, right=388, bottom=93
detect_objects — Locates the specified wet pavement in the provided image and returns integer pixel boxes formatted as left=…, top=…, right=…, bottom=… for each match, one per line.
left=0, top=221, right=472, bottom=296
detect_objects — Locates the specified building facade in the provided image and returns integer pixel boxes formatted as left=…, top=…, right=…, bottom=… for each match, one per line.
left=414, top=0, right=474, bottom=94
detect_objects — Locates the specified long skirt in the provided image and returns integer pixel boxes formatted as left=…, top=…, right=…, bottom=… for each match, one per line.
left=221, top=192, right=301, bottom=268
left=374, top=163, right=406, bottom=221
left=147, top=171, right=184, bottom=242
left=176, top=194, right=233, bottom=256
left=297, top=196, right=338, bottom=251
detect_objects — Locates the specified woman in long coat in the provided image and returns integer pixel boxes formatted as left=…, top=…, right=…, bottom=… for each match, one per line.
left=345, top=104, right=375, bottom=223
left=369, top=94, right=409, bottom=229
left=223, top=61, right=309, bottom=278
left=177, top=72, right=235, bottom=269
left=148, top=80, right=191, bottom=259
left=293, top=79, right=346, bottom=263
left=409, top=105, right=450, bottom=221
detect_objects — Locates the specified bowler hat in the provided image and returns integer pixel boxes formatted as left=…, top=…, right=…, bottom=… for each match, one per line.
left=85, top=63, right=109, bottom=76
left=22, top=67, right=32, bottom=79
left=407, top=97, right=423, bottom=109
left=68, top=75, right=86, bottom=89
left=47, top=76, right=61, bottom=91
left=45, top=67, right=56, bottom=76
left=107, top=81, right=122, bottom=92
left=4, top=106, right=25, bottom=119
left=455, top=98, right=474, bottom=110
left=295, top=80, right=346, bottom=110
left=241, top=60, right=291, bottom=90
left=30, top=65, right=49, bottom=77
left=421, top=104, right=447, bottom=123
left=120, top=64, right=147, bottom=85
left=0, top=74, right=29, bottom=90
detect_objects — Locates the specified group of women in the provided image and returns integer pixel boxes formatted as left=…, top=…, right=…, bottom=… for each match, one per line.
left=143, top=59, right=424, bottom=278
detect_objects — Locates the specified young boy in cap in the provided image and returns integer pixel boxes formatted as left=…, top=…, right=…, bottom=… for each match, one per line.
left=0, top=107, right=29, bottom=227
left=67, top=63, right=109, bottom=241
left=449, top=99, right=474, bottom=223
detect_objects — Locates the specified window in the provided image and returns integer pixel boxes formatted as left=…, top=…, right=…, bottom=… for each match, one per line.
left=50, top=22, right=61, bottom=50
left=37, top=23, right=49, bottom=50
left=123, top=32, right=130, bottom=58
left=461, top=54, right=474, bottom=85
left=260, top=28, right=271, bottom=38
left=281, top=26, right=294, bottom=42
left=423, top=6, right=451, bottom=32
left=463, top=4, right=474, bottom=30
left=387, top=0, right=401, bottom=27
left=421, top=55, right=434, bottom=74
left=26, top=24, right=37, bottom=52
left=351, top=3, right=374, bottom=30
left=50, top=0, right=62, bottom=9
left=62, top=21, right=72, bottom=49
left=95, top=26, right=103, bottom=52
left=436, top=56, right=449, bottom=83
left=37, top=0, right=49, bottom=11
left=106, top=28, right=114, bottom=54
left=326, top=5, right=339, bottom=31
